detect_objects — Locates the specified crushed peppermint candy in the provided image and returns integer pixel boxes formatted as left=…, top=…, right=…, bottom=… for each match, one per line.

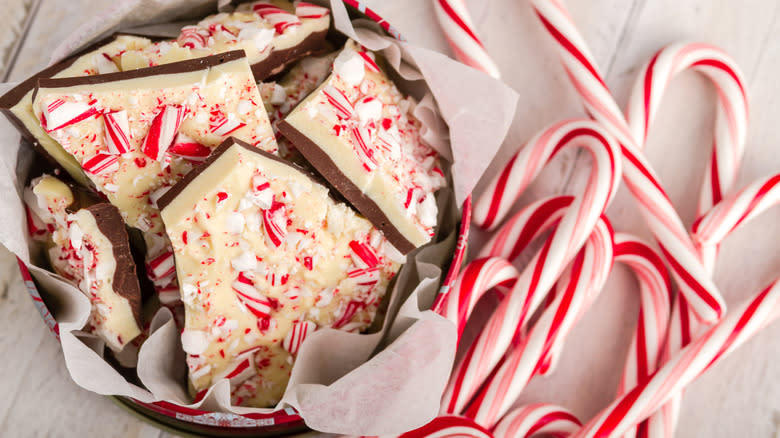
left=282, top=40, right=446, bottom=251
left=160, top=140, right=402, bottom=407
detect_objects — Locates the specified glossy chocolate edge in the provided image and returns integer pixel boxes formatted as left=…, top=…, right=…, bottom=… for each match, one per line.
left=250, top=28, right=330, bottom=80
left=84, top=203, right=144, bottom=329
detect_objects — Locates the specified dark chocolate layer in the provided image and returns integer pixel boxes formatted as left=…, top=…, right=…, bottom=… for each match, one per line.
left=85, top=203, right=143, bottom=329
left=34, top=50, right=246, bottom=101
left=277, top=120, right=416, bottom=254
left=250, top=29, right=329, bottom=80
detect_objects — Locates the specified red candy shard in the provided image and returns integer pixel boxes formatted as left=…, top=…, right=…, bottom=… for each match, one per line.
left=25, top=206, right=48, bottom=239
left=358, top=51, right=380, bottom=72
left=147, top=251, right=176, bottom=280
left=282, top=320, right=316, bottom=355
left=262, top=201, right=287, bottom=247
left=347, top=266, right=381, bottom=287
left=349, top=240, right=380, bottom=268
left=224, top=357, right=251, bottom=380
left=332, top=301, right=366, bottom=329
left=350, top=126, right=378, bottom=171
left=42, top=99, right=99, bottom=132
left=232, top=272, right=273, bottom=319
left=103, top=110, right=132, bottom=155
left=82, top=153, right=119, bottom=176
left=376, top=128, right=401, bottom=157
left=295, top=2, right=330, bottom=19
left=142, top=105, right=185, bottom=162
left=178, top=26, right=209, bottom=49
left=322, top=85, right=354, bottom=120
left=169, top=133, right=212, bottom=162
left=209, top=115, right=246, bottom=137
left=253, top=4, right=302, bottom=33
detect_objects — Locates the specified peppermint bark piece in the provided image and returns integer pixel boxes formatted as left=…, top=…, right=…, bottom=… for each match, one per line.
left=25, top=175, right=142, bottom=352
left=278, top=42, right=447, bottom=254
left=122, top=0, right=330, bottom=81
left=258, top=50, right=338, bottom=160
left=159, top=138, right=402, bottom=407
left=0, top=34, right=153, bottom=187
left=32, top=51, right=276, bottom=235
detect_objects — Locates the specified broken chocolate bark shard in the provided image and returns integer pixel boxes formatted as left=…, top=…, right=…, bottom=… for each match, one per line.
left=0, top=34, right=154, bottom=187
left=33, top=50, right=276, bottom=235
left=25, top=175, right=143, bottom=352
left=194, top=0, right=331, bottom=80
left=277, top=120, right=414, bottom=253
left=280, top=41, right=447, bottom=254
left=160, top=137, right=402, bottom=407
left=120, top=1, right=331, bottom=81
left=248, top=28, right=329, bottom=80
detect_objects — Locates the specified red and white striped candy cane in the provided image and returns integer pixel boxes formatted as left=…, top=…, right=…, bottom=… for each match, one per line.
left=572, top=276, right=780, bottom=438
left=614, top=234, right=672, bottom=396
left=525, top=11, right=750, bottom=431
left=432, top=0, right=501, bottom=78
left=624, top=42, right=748, bottom=219
left=397, top=415, right=494, bottom=438
left=652, top=175, right=780, bottom=435
left=476, top=195, right=578, bottom=347
left=603, top=174, right=780, bottom=437
left=492, top=404, right=581, bottom=438
left=432, top=257, right=518, bottom=343
left=613, top=234, right=673, bottom=438
left=624, top=39, right=749, bottom=438
left=627, top=41, right=748, bottom=374
left=462, top=217, right=614, bottom=427
left=530, top=0, right=748, bottom=326
left=594, top=173, right=780, bottom=438
left=692, top=173, right=780, bottom=252
left=433, top=196, right=576, bottom=350
left=443, top=120, right=620, bottom=415
left=477, top=196, right=575, bottom=262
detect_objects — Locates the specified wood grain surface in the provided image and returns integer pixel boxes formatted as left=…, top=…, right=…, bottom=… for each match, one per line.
left=1, top=0, right=778, bottom=436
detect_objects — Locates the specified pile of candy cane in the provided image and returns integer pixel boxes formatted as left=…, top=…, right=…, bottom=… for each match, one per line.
left=393, top=0, right=780, bottom=437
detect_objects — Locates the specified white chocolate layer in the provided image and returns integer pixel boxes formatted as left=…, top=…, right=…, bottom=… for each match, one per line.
left=283, top=41, right=446, bottom=251
left=33, top=55, right=276, bottom=234
left=161, top=141, right=401, bottom=407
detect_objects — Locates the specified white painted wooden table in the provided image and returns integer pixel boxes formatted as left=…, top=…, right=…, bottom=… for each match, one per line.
left=1, top=0, right=779, bottom=436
